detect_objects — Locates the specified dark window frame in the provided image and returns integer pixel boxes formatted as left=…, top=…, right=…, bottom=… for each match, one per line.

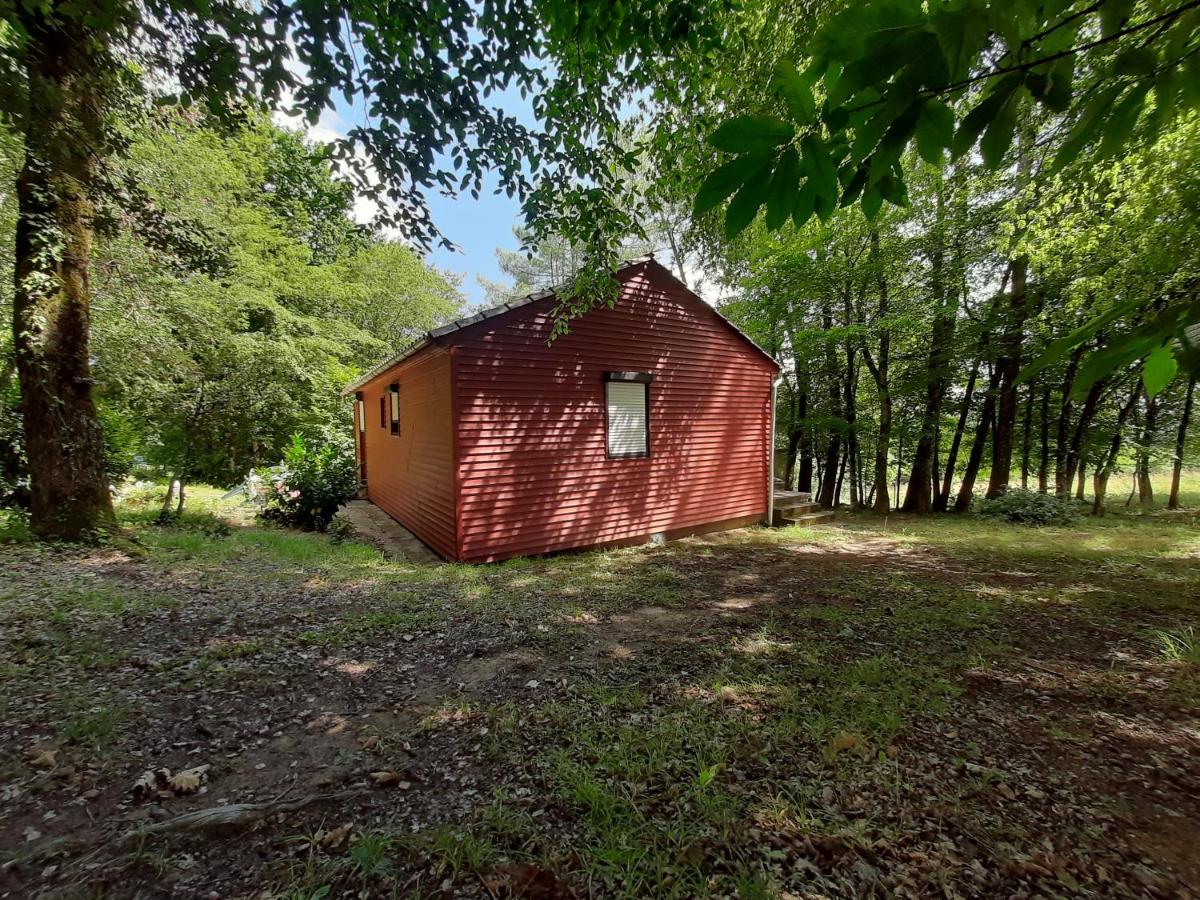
left=388, top=383, right=400, bottom=435
left=603, top=371, right=652, bottom=460
left=379, top=396, right=386, bottom=428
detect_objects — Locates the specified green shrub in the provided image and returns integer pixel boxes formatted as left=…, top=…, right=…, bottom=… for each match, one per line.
left=257, top=433, right=359, bottom=532
left=975, top=488, right=1078, bottom=526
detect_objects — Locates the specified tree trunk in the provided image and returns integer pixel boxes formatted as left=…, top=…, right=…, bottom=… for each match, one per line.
left=817, top=298, right=842, bottom=509
left=902, top=182, right=956, bottom=513
left=955, top=365, right=1001, bottom=512
left=987, top=256, right=1028, bottom=498
left=1168, top=377, right=1196, bottom=509
left=1074, top=455, right=1087, bottom=501
left=1060, top=379, right=1106, bottom=498
left=1054, top=346, right=1085, bottom=494
left=160, top=478, right=179, bottom=520
left=861, top=232, right=892, bottom=514
left=1092, top=387, right=1140, bottom=516
left=11, top=15, right=115, bottom=540
left=935, top=358, right=979, bottom=511
left=1135, top=393, right=1158, bottom=505
left=1037, top=383, right=1050, bottom=493
left=842, top=297, right=860, bottom=509
left=1020, top=380, right=1033, bottom=489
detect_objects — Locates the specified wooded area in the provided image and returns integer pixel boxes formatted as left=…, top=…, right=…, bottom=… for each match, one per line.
left=0, top=1, right=1198, bottom=896
left=0, top=0, right=1197, bottom=534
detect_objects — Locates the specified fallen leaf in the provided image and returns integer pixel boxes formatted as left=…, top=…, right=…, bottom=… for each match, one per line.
left=167, top=764, right=210, bottom=795
left=368, top=770, right=410, bottom=789
left=320, top=823, right=354, bottom=849
left=27, top=747, right=59, bottom=769
left=823, top=731, right=869, bottom=762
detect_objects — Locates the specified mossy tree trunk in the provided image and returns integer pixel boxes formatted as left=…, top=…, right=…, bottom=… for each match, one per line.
left=12, top=13, right=115, bottom=540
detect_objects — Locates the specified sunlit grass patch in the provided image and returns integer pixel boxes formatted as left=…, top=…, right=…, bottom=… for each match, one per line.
left=1153, top=625, right=1200, bottom=665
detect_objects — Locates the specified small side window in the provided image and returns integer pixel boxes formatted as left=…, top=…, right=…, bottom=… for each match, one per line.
left=604, top=372, right=651, bottom=458
left=389, top=384, right=400, bottom=435
left=379, top=396, right=386, bottom=428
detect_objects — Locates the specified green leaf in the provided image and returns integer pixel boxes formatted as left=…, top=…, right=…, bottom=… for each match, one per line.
left=980, top=90, right=1020, bottom=167
left=1143, top=344, right=1178, bottom=397
left=723, top=161, right=774, bottom=238
left=708, top=116, right=796, bottom=154
left=694, top=153, right=772, bottom=216
left=814, top=186, right=837, bottom=223
left=953, top=74, right=1021, bottom=160
left=792, top=177, right=818, bottom=228
left=839, top=165, right=868, bottom=207
left=915, top=99, right=955, bottom=165
left=1113, top=46, right=1158, bottom=77
left=861, top=186, right=883, bottom=220
left=1101, top=0, right=1134, bottom=37
left=1097, top=83, right=1150, bottom=159
left=801, top=134, right=838, bottom=201
left=764, top=147, right=800, bottom=230
left=1053, top=84, right=1122, bottom=171
left=931, top=5, right=991, bottom=82
left=773, top=60, right=815, bottom=125
left=1019, top=297, right=1143, bottom=384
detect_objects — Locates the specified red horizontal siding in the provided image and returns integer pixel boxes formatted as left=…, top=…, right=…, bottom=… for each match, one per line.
left=447, top=261, right=777, bottom=562
left=359, top=348, right=456, bottom=559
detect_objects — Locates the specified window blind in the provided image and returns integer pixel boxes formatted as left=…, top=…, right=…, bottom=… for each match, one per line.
left=606, top=382, right=648, bottom=457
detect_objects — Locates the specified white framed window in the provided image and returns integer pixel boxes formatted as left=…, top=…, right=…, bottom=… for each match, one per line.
left=604, top=372, right=651, bottom=458
left=389, top=383, right=400, bottom=435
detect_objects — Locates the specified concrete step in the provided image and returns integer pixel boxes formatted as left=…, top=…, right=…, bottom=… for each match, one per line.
left=777, top=501, right=822, bottom=515
left=780, top=510, right=836, bottom=525
left=774, top=490, right=813, bottom=504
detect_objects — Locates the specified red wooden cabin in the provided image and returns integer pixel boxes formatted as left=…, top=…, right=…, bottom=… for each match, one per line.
left=346, top=258, right=781, bottom=562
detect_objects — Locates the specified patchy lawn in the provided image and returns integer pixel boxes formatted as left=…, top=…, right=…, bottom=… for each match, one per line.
left=1, top=489, right=1198, bottom=898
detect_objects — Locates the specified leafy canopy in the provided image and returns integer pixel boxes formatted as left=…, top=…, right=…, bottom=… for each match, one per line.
left=699, top=1, right=1200, bottom=235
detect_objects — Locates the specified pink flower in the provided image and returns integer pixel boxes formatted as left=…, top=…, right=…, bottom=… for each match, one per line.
left=289, top=489, right=301, bottom=500
left=275, top=483, right=286, bottom=493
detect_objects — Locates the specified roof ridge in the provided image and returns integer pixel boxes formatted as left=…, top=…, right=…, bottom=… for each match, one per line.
left=342, top=254, right=778, bottom=394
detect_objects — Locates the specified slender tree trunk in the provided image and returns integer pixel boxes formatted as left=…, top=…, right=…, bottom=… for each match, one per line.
left=1168, top=377, right=1196, bottom=509
left=956, top=365, right=1001, bottom=512
left=11, top=14, right=115, bottom=539
left=1135, top=393, right=1158, bottom=505
left=1037, top=383, right=1051, bottom=493
left=1074, top=456, right=1087, bottom=501
left=817, top=298, right=842, bottom=508
left=784, top=426, right=801, bottom=491
left=1093, top=387, right=1140, bottom=516
left=1054, top=346, right=1085, bottom=494
left=987, top=256, right=1028, bottom=498
left=1061, top=379, right=1106, bottom=498
left=861, top=232, right=892, bottom=514
left=160, top=478, right=178, bottom=520
left=842, top=297, right=860, bottom=509
left=935, top=358, right=979, bottom=511
left=903, top=183, right=956, bottom=513
left=1020, top=381, right=1033, bottom=489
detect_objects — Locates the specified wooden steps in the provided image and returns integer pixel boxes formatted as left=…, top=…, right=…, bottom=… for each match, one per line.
left=773, top=490, right=835, bottom=526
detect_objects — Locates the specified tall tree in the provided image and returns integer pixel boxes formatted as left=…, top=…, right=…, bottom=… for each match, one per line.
left=0, top=0, right=721, bottom=538
left=1168, top=377, right=1196, bottom=510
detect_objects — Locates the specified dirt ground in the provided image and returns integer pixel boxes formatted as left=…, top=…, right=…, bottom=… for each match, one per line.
left=0, top=507, right=1198, bottom=898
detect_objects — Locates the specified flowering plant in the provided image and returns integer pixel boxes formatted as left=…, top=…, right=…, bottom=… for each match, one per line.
left=257, top=433, right=359, bottom=531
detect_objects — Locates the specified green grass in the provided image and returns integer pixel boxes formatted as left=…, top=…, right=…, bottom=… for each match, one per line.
left=2, top=475, right=1198, bottom=898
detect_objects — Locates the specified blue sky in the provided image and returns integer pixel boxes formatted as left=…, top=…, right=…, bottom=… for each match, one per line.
left=285, top=84, right=536, bottom=309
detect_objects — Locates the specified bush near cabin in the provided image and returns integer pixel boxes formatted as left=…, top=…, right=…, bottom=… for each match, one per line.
left=258, top=433, right=358, bottom=532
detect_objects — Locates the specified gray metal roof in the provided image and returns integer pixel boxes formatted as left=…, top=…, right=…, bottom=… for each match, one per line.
left=343, top=255, right=777, bottom=394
